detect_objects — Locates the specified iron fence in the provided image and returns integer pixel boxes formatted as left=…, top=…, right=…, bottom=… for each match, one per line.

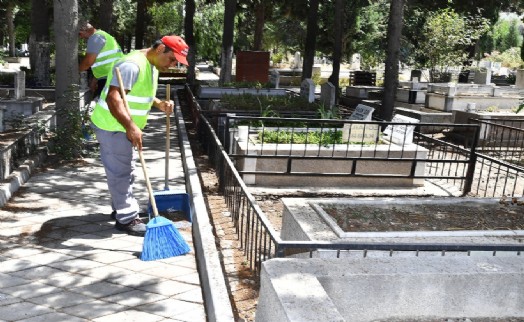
left=182, top=85, right=524, bottom=278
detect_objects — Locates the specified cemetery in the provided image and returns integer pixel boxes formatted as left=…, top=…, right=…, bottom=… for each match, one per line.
left=2, top=2, right=524, bottom=321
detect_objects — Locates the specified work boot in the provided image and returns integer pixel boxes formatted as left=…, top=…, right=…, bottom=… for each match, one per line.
left=110, top=210, right=116, bottom=220
left=115, top=218, right=146, bottom=236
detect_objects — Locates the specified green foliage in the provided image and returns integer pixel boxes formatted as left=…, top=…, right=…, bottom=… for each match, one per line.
left=491, top=17, right=523, bottom=53
left=483, top=47, right=523, bottom=68
left=417, top=9, right=490, bottom=78
left=219, top=93, right=323, bottom=112
left=194, top=1, right=224, bottom=63
left=148, top=1, right=184, bottom=37
left=353, top=0, right=389, bottom=70
left=222, top=81, right=270, bottom=89
left=49, top=85, right=86, bottom=160
left=257, top=129, right=343, bottom=146
left=316, top=105, right=339, bottom=120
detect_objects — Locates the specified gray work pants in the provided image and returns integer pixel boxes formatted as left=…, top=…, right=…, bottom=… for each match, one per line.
left=93, top=125, right=139, bottom=224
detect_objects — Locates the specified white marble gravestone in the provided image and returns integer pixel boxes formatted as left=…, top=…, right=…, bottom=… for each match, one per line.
left=15, top=71, right=25, bottom=100
left=384, top=114, right=420, bottom=145
left=300, top=78, right=315, bottom=103
left=347, top=104, right=374, bottom=121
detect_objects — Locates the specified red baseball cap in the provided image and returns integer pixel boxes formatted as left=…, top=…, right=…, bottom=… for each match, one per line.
left=161, top=35, right=189, bottom=66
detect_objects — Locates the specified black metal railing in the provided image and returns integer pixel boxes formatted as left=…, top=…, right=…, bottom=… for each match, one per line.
left=183, top=85, right=524, bottom=279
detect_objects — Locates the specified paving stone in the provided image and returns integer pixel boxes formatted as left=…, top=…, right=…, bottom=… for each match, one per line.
left=135, top=298, right=204, bottom=318
left=11, top=265, right=66, bottom=280
left=92, top=309, right=165, bottom=322
left=41, top=272, right=101, bottom=288
left=47, top=258, right=106, bottom=272
left=77, top=264, right=129, bottom=281
left=81, top=250, right=137, bottom=264
left=142, top=264, right=196, bottom=280
left=2, top=281, right=62, bottom=299
left=168, top=272, right=201, bottom=285
left=99, top=289, right=167, bottom=307
left=137, top=280, right=200, bottom=297
left=22, top=251, right=75, bottom=265
left=0, top=292, right=22, bottom=306
left=1, top=246, right=46, bottom=259
left=171, top=288, right=204, bottom=304
left=0, top=272, right=31, bottom=288
left=0, top=301, right=53, bottom=321
left=20, top=312, right=86, bottom=322
left=60, top=299, right=127, bottom=319
left=28, top=290, right=96, bottom=309
left=173, top=305, right=207, bottom=322
left=0, top=258, right=42, bottom=273
left=69, top=280, right=134, bottom=299
left=111, top=258, right=166, bottom=272
left=105, top=271, right=162, bottom=289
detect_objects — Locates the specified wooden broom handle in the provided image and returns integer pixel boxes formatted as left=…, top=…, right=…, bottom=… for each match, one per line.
left=115, top=67, right=159, bottom=218
left=165, top=84, right=170, bottom=190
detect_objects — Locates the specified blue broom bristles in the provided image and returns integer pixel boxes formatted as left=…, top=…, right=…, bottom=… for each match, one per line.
left=141, top=216, right=191, bottom=261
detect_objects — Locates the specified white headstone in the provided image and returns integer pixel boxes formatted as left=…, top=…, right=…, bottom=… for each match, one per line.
left=300, top=78, right=315, bottom=103
left=516, top=70, right=524, bottom=89
left=347, top=104, right=374, bottom=121
left=320, top=82, right=335, bottom=109
left=293, top=51, right=301, bottom=69
left=384, top=114, right=420, bottom=145
left=269, top=70, right=280, bottom=89
left=342, top=123, right=380, bottom=144
left=15, top=70, right=25, bottom=100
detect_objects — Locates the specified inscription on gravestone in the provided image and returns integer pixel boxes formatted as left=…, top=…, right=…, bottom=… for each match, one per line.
left=347, top=104, right=374, bottom=121
left=384, top=114, right=419, bottom=145
left=342, top=123, right=380, bottom=143
left=300, top=78, right=315, bottom=103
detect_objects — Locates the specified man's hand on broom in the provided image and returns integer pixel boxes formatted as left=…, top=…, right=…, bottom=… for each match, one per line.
left=154, top=98, right=174, bottom=116
left=126, top=123, right=144, bottom=150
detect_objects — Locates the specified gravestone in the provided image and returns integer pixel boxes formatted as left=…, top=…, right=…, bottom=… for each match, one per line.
left=293, top=52, right=302, bottom=69
left=300, top=78, right=315, bottom=103
left=269, top=70, right=280, bottom=89
left=342, top=123, right=380, bottom=144
left=410, top=70, right=422, bottom=82
left=15, top=71, right=25, bottom=100
left=384, top=114, right=420, bottom=145
left=347, top=104, right=374, bottom=121
left=320, top=82, right=335, bottom=109
left=516, top=70, right=524, bottom=89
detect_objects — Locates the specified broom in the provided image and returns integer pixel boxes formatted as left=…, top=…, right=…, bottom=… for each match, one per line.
left=114, top=68, right=190, bottom=260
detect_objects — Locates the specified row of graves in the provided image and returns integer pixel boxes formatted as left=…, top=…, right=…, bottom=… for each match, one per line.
left=188, top=59, right=524, bottom=321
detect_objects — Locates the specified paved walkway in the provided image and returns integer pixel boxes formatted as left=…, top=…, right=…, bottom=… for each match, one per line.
left=0, top=107, right=211, bottom=321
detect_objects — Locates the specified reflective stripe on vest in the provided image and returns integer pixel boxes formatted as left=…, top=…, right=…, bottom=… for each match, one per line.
left=91, top=30, right=123, bottom=79
left=90, top=51, right=159, bottom=132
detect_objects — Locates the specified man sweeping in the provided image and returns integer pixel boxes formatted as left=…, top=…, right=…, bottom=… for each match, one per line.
left=90, top=35, right=189, bottom=236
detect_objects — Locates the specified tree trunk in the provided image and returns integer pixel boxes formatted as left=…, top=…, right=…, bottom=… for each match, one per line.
left=29, top=0, right=51, bottom=87
left=328, top=0, right=343, bottom=105
left=98, top=0, right=114, bottom=33
left=6, top=2, right=16, bottom=57
left=135, top=0, right=147, bottom=49
left=253, top=2, right=265, bottom=51
left=302, top=0, right=319, bottom=80
left=219, top=0, right=236, bottom=85
left=185, top=0, right=196, bottom=86
left=381, top=0, right=405, bottom=122
left=54, top=0, right=79, bottom=126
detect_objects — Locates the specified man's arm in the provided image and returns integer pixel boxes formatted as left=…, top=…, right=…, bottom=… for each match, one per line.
left=106, top=86, right=143, bottom=149
left=153, top=97, right=174, bottom=115
left=79, top=53, right=97, bottom=72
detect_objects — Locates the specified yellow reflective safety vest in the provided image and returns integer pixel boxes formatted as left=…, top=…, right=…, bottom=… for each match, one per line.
left=91, top=51, right=159, bottom=132
left=91, top=30, right=123, bottom=79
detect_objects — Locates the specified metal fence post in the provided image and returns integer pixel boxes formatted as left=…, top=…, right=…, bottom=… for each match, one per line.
left=463, top=125, right=480, bottom=195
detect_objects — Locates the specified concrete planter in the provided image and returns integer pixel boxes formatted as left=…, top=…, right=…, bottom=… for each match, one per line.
left=233, top=132, right=428, bottom=188
left=196, top=86, right=287, bottom=99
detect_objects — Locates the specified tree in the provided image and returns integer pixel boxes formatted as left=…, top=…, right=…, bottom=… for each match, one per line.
left=328, top=0, right=343, bottom=103
left=5, top=0, right=16, bottom=56
left=302, top=0, right=319, bottom=80
left=219, top=0, right=236, bottom=85
left=417, top=9, right=489, bottom=81
left=135, top=0, right=147, bottom=49
left=381, top=0, right=405, bottom=122
left=29, top=0, right=51, bottom=86
left=53, top=0, right=79, bottom=127
left=98, top=0, right=114, bottom=32
left=149, top=1, right=184, bottom=38
left=185, top=0, right=196, bottom=85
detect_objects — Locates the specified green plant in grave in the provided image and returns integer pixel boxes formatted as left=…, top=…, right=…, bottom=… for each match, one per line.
left=316, top=104, right=339, bottom=119
left=49, top=84, right=86, bottom=160
left=257, top=129, right=343, bottom=146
